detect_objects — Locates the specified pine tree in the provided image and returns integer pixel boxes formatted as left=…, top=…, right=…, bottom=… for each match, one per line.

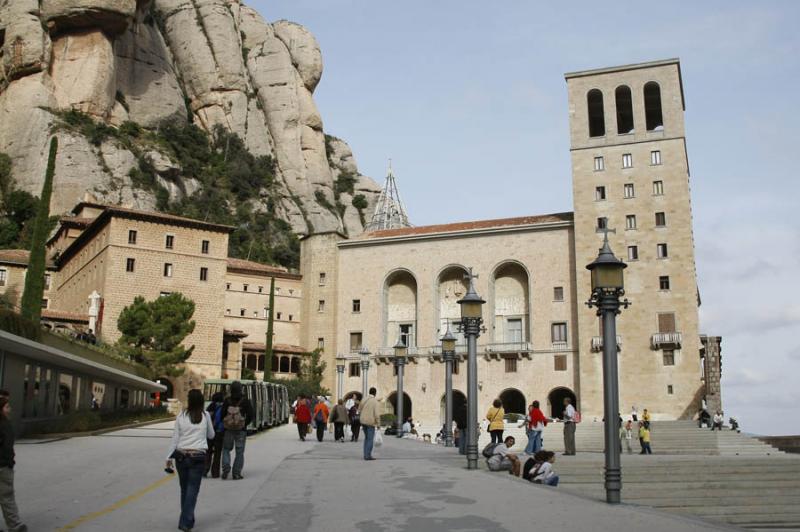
left=263, top=276, right=275, bottom=381
left=20, top=137, right=57, bottom=322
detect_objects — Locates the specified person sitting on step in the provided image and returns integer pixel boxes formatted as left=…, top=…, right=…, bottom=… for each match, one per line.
left=487, top=436, right=521, bottom=477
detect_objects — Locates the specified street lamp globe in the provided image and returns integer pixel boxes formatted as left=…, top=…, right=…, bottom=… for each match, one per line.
left=393, top=337, right=408, bottom=359
left=440, top=326, right=457, bottom=353
left=586, top=234, right=627, bottom=291
left=359, top=345, right=371, bottom=363
left=458, top=276, right=485, bottom=318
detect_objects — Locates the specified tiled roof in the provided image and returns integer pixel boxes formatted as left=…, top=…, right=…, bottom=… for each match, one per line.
left=0, top=249, right=56, bottom=268
left=226, top=258, right=288, bottom=275
left=103, top=206, right=234, bottom=232
left=41, top=309, right=89, bottom=323
left=223, top=329, right=249, bottom=338
left=59, top=216, right=94, bottom=228
left=242, top=342, right=307, bottom=354
left=356, top=212, right=574, bottom=240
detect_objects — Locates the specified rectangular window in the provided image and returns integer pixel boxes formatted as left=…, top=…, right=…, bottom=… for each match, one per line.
left=595, top=186, right=606, bottom=201
left=226, top=283, right=231, bottom=290
left=128, top=230, right=137, bottom=245
left=41, top=298, right=48, bottom=309
left=655, top=212, right=666, bottom=227
left=663, top=350, right=675, bottom=366
left=553, top=286, right=564, bottom=301
left=165, top=234, right=174, bottom=249
left=658, top=313, right=676, bottom=333
left=622, top=153, right=633, bottom=168
left=288, top=314, right=293, bottom=321
left=276, top=312, right=282, bottom=320
left=506, top=319, right=523, bottom=343
left=626, top=214, right=637, bottom=230
left=627, top=246, right=639, bottom=261
left=317, top=337, right=324, bottom=350
left=551, top=322, right=567, bottom=344
left=593, top=156, right=604, bottom=171
left=319, top=272, right=326, bottom=285
left=554, top=355, right=567, bottom=371
left=160, top=291, right=171, bottom=297
left=349, top=362, right=361, bottom=378
left=258, top=286, right=264, bottom=293
left=659, top=276, right=670, bottom=290
left=243, top=284, right=248, bottom=292
left=452, top=359, right=460, bottom=375
left=44, top=273, right=51, bottom=291
left=351, top=299, right=361, bottom=313
left=504, top=358, right=518, bottom=373
left=657, top=243, right=668, bottom=259
left=226, top=309, right=231, bottom=315
left=399, top=324, right=414, bottom=347
left=200, top=267, right=208, bottom=281
left=624, top=183, right=635, bottom=198
left=653, top=180, right=664, bottom=195
left=240, top=308, right=246, bottom=317
left=350, top=332, right=363, bottom=352
left=667, top=384, right=674, bottom=395
left=651, top=150, right=662, bottom=165
left=0, top=269, right=6, bottom=286
left=318, top=300, right=325, bottom=312
left=201, top=240, right=210, bottom=254
left=253, top=311, right=258, bottom=318
left=126, top=258, right=135, bottom=272
left=596, top=217, right=608, bottom=231
left=163, top=263, right=172, bottom=277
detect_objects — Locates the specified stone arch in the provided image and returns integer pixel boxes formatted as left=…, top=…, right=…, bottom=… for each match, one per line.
left=386, top=391, right=413, bottom=421
left=155, top=376, right=174, bottom=401
left=290, top=357, right=300, bottom=374
left=383, top=269, right=418, bottom=348
left=440, top=389, right=468, bottom=429
left=343, top=391, right=363, bottom=402
left=435, top=264, right=470, bottom=343
left=547, top=387, right=577, bottom=419
left=499, top=387, right=526, bottom=414
left=644, top=81, right=664, bottom=131
left=279, top=356, right=290, bottom=373
left=615, top=85, right=634, bottom=134
left=490, top=260, right=530, bottom=344
left=587, top=88, right=605, bottom=137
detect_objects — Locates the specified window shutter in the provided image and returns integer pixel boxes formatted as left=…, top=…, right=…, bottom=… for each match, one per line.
left=658, top=313, right=676, bottom=333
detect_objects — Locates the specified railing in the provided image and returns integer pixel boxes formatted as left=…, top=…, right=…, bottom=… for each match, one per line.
left=375, top=346, right=421, bottom=357
left=551, top=341, right=570, bottom=351
left=590, top=336, right=622, bottom=352
left=428, top=344, right=469, bottom=355
left=486, top=342, right=533, bottom=353
left=651, top=332, right=682, bottom=349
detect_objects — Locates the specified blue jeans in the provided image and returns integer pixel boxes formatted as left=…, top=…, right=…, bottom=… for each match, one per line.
left=176, top=453, right=206, bottom=530
left=363, top=425, right=376, bottom=459
left=525, top=429, right=543, bottom=454
left=222, top=430, right=247, bottom=476
left=543, top=474, right=559, bottom=486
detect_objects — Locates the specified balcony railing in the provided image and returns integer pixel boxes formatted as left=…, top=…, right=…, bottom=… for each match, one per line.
left=375, top=346, right=421, bottom=357
left=551, top=341, right=570, bottom=351
left=428, top=344, right=468, bottom=355
left=590, top=336, right=622, bottom=352
left=486, top=342, right=533, bottom=353
left=651, top=332, right=682, bottom=349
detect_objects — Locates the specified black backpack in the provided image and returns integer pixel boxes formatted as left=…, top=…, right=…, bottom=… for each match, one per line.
left=482, top=442, right=498, bottom=459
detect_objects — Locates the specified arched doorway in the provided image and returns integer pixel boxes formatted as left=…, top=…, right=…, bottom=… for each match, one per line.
left=499, top=388, right=526, bottom=414
left=548, top=387, right=577, bottom=419
left=441, top=390, right=468, bottom=430
left=386, top=391, right=412, bottom=422
left=343, top=391, right=363, bottom=402
left=155, top=377, right=174, bottom=400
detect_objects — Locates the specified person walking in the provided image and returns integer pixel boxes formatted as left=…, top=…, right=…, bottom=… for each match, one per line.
left=165, top=389, right=214, bottom=532
left=313, top=399, right=330, bottom=442
left=0, top=396, right=27, bottom=532
left=624, top=420, right=633, bottom=454
left=294, top=395, right=312, bottom=441
left=524, top=400, right=548, bottom=454
left=358, top=387, right=381, bottom=460
left=349, top=399, right=361, bottom=442
left=562, top=397, right=577, bottom=455
left=220, top=381, right=253, bottom=480
left=639, top=422, right=653, bottom=454
left=631, top=405, right=638, bottom=422
left=204, top=392, right=225, bottom=478
left=485, top=399, right=505, bottom=445
left=329, top=399, right=348, bottom=442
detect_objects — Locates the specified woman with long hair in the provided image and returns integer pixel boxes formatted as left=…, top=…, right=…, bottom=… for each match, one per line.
left=166, top=389, right=214, bottom=532
left=0, top=396, right=27, bottom=532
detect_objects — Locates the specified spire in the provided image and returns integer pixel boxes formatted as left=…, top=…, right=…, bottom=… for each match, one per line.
left=365, top=160, right=411, bottom=232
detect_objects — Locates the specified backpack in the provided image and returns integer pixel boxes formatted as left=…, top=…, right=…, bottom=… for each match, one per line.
left=482, top=442, right=499, bottom=459
left=213, top=403, right=225, bottom=433
left=315, top=408, right=325, bottom=423
left=574, top=411, right=582, bottom=423
left=223, top=403, right=245, bottom=430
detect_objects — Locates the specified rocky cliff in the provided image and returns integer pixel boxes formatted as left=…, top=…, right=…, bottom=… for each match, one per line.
left=0, top=0, right=381, bottom=236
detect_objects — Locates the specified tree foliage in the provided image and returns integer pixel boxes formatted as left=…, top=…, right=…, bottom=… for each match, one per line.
left=276, top=349, right=329, bottom=399
left=0, top=153, right=46, bottom=250
left=117, top=293, right=196, bottom=377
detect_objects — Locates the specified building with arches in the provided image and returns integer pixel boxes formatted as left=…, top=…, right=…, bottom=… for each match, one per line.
left=300, top=59, right=722, bottom=429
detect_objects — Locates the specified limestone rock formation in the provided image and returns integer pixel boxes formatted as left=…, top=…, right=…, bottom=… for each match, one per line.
left=0, top=0, right=380, bottom=236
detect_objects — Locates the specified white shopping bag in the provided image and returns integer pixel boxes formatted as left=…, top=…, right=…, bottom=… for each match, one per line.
left=374, top=429, right=383, bottom=447
left=345, top=424, right=352, bottom=439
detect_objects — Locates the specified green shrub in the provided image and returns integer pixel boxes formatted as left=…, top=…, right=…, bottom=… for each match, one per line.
left=380, top=413, right=397, bottom=427
left=0, top=308, right=41, bottom=340
left=352, top=194, right=368, bottom=210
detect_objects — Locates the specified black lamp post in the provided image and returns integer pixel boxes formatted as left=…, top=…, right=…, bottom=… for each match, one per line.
left=458, top=268, right=485, bottom=470
left=393, top=338, right=407, bottom=437
left=441, top=324, right=457, bottom=447
left=586, top=228, right=630, bottom=504
left=359, top=346, right=371, bottom=399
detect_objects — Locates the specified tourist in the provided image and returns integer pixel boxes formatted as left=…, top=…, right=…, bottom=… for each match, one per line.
left=562, top=397, right=577, bottom=455
left=528, top=450, right=559, bottom=486
left=220, top=381, right=254, bottom=480
left=624, top=420, right=633, bottom=454
left=631, top=405, right=638, bottom=422
left=313, top=398, right=330, bottom=442
left=294, top=395, right=312, bottom=441
left=349, top=399, right=361, bottom=442
left=698, top=407, right=711, bottom=428
left=524, top=400, right=548, bottom=454
left=711, top=411, right=724, bottom=431
left=485, top=399, right=505, bottom=444
left=402, top=417, right=412, bottom=436
left=639, top=422, right=652, bottom=454
left=329, top=399, right=348, bottom=442
left=358, top=387, right=381, bottom=460
left=729, top=417, right=740, bottom=432
left=642, top=408, right=651, bottom=429
left=165, top=389, right=214, bottom=532
left=487, top=436, right=521, bottom=477
left=0, top=396, right=27, bottom=532
left=204, top=392, right=225, bottom=478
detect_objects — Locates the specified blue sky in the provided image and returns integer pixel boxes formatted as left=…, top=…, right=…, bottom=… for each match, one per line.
left=252, top=1, right=800, bottom=436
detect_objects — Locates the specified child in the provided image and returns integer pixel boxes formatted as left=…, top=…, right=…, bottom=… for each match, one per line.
left=639, top=422, right=652, bottom=454
left=528, top=450, right=559, bottom=486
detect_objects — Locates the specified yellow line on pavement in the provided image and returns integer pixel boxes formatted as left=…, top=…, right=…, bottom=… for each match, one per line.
left=58, top=474, right=175, bottom=531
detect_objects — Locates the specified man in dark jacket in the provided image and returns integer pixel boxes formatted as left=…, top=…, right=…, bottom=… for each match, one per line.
left=204, top=392, right=225, bottom=478
left=220, top=382, right=254, bottom=480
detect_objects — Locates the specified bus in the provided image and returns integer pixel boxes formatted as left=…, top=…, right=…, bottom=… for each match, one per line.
left=202, top=379, right=289, bottom=433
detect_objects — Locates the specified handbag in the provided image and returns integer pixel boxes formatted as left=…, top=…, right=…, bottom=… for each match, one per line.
left=170, top=450, right=186, bottom=463
left=374, top=430, right=383, bottom=447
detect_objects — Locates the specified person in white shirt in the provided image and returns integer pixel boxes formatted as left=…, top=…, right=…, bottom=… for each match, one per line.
left=631, top=405, right=638, bottom=422
left=711, top=411, right=724, bottom=431
left=402, top=418, right=412, bottom=436
left=529, top=450, right=559, bottom=486
left=562, top=398, right=577, bottom=455
left=487, top=436, right=521, bottom=476
left=165, top=389, right=214, bottom=532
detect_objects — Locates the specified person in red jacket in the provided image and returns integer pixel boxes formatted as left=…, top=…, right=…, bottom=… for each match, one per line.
left=312, top=399, right=330, bottom=442
left=524, top=400, right=549, bottom=454
left=294, top=395, right=312, bottom=441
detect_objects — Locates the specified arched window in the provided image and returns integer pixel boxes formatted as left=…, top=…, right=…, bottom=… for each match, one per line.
left=246, top=354, right=257, bottom=370
left=271, top=355, right=279, bottom=372
left=644, top=82, right=664, bottom=131
left=257, top=355, right=265, bottom=372
left=280, top=356, right=290, bottom=373
left=587, top=89, right=605, bottom=137
left=290, top=357, right=300, bottom=374
left=615, top=85, right=634, bottom=134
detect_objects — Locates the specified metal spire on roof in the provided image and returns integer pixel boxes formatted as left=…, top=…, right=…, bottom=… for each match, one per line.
left=365, top=160, right=411, bottom=232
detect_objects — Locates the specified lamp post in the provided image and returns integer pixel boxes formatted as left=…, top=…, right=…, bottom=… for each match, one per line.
left=393, top=338, right=407, bottom=437
left=336, top=357, right=346, bottom=401
left=359, top=346, right=371, bottom=399
left=458, top=268, right=485, bottom=470
left=586, top=228, right=630, bottom=504
left=441, top=324, right=457, bottom=447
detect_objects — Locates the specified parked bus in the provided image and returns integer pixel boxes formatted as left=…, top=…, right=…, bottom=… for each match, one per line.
left=202, top=379, right=289, bottom=433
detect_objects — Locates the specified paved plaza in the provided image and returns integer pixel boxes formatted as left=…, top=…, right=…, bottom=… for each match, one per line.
left=10, top=421, right=744, bottom=531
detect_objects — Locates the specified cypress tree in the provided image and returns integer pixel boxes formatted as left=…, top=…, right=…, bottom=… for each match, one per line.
left=263, top=276, right=275, bottom=381
left=20, top=137, right=57, bottom=322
